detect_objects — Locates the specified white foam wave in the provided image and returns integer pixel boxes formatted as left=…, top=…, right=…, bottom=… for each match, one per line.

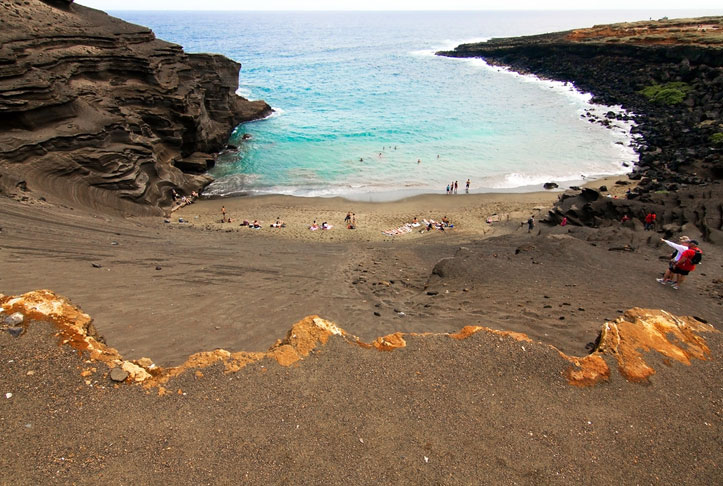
left=410, top=37, right=490, bottom=58
left=235, top=86, right=254, bottom=99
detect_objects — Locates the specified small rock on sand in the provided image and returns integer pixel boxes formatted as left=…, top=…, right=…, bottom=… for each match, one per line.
left=110, top=368, right=129, bottom=382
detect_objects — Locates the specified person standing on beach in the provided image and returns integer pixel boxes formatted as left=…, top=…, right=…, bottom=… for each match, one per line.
left=465, top=179, right=470, bottom=193
left=527, top=216, right=535, bottom=233
left=454, top=181, right=458, bottom=194
left=221, top=206, right=226, bottom=223
left=446, top=184, right=450, bottom=194
left=344, top=211, right=351, bottom=224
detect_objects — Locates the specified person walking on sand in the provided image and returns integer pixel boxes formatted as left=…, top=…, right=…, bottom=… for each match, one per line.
left=344, top=211, right=351, bottom=224
left=221, top=205, right=226, bottom=223
left=527, top=215, right=535, bottom=233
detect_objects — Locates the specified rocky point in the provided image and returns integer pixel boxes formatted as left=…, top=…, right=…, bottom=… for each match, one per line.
left=0, top=0, right=271, bottom=214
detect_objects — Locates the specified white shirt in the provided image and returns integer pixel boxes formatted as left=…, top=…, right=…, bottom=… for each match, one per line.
left=662, top=239, right=688, bottom=261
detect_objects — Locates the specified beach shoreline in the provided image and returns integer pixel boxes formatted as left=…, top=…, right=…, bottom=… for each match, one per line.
left=172, top=175, right=633, bottom=242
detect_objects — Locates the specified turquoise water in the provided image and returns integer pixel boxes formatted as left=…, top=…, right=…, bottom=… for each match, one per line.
left=113, top=10, right=718, bottom=200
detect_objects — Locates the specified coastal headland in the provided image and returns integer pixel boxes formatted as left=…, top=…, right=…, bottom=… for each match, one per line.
left=0, top=0, right=271, bottom=215
left=1, top=3, right=722, bottom=484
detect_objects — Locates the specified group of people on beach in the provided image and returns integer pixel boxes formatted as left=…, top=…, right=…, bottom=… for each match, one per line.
left=219, top=206, right=286, bottom=229
left=171, top=190, right=199, bottom=211
left=446, top=179, right=470, bottom=195
left=344, top=211, right=357, bottom=229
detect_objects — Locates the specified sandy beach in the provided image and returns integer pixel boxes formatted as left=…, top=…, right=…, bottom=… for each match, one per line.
left=171, top=176, right=630, bottom=243
left=4, top=172, right=718, bottom=370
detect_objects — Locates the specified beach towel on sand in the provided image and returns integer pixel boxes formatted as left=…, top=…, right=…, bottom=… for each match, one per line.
left=382, top=224, right=413, bottom=236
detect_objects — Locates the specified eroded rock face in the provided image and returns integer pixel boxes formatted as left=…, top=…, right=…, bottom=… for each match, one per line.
left=0, top=0, right=271, bottom=214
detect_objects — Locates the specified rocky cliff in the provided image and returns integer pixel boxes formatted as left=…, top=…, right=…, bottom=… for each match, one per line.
left=439, top=17, right=722, bottom=239
left=0, top=0, right=271, bottom=214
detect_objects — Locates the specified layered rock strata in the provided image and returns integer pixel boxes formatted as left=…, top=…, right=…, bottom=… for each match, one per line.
left=438, top=17, right=722, bottom=238
left=0, top=0, right=271, bottom=214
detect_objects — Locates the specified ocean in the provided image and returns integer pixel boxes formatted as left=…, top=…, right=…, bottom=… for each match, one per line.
left=113, top=9, right=717, bottom=200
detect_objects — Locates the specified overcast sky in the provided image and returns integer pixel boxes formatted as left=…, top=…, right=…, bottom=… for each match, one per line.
left=76, top=1, right=723, bottom=11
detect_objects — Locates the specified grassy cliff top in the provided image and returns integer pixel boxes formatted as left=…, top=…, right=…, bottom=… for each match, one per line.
left=565, top=16, right=723, bottom=46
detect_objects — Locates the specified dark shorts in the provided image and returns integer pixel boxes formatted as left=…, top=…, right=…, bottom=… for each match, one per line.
left=672, top=267, right=690, bottom=276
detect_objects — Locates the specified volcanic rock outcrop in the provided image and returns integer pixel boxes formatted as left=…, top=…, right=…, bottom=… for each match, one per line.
left=0, top=0, right=271, bottom=214
left=438, top=17, right=723, bottom=239
left=1, top=289, right=716, bottom=393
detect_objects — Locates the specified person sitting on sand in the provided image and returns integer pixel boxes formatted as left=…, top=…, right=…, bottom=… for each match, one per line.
left=412, top=216, right=418, bottom=224
left=240, top=219, right=249, bottom=226
left=271, top=217, right=285, bottom=228
left=321, top=221, right=332, bottom=230
left=310, top=220, right=319, bottom=230
left=251, top=219, right=261, bottom=229
left=442, top=216, right=450, bottom=227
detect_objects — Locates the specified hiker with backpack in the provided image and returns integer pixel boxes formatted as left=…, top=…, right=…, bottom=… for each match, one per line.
left=657, top=237, right=702, bottom=290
